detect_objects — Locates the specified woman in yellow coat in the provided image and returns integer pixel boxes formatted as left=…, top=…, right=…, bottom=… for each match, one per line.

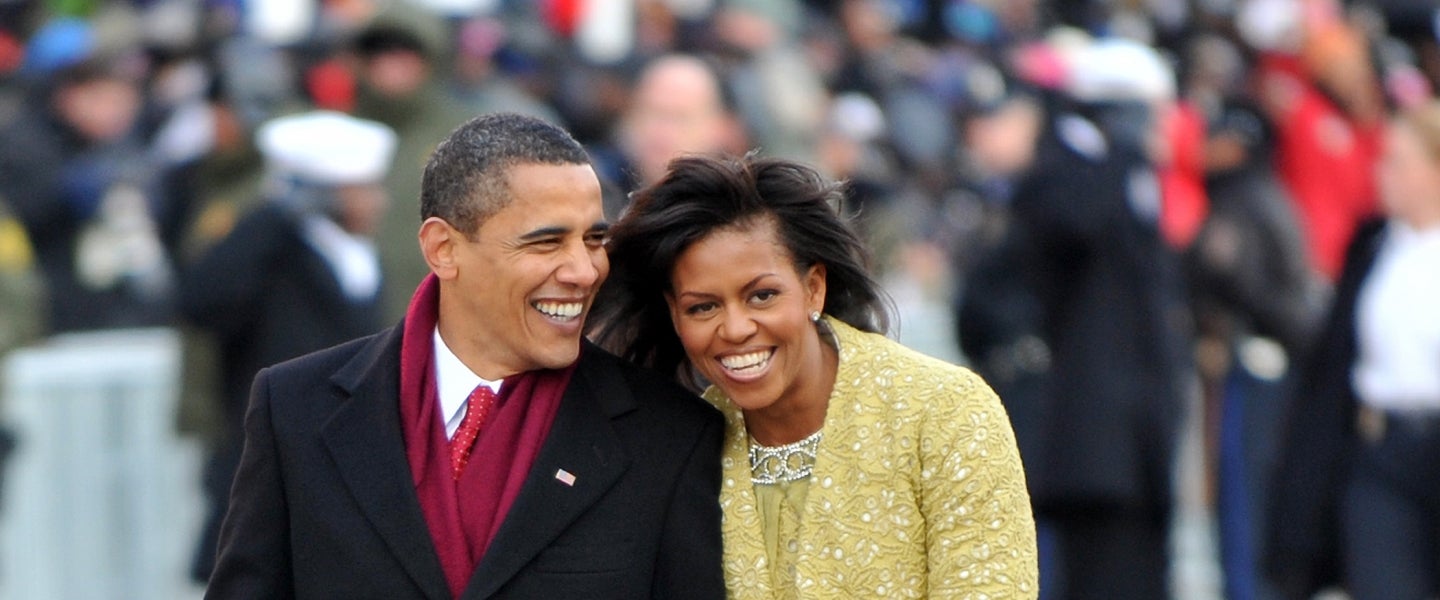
left=592, top=154, right=1038, bottom=598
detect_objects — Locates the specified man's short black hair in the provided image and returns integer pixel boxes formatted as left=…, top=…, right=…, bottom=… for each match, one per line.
left=420, top=113, right=591, bottom=237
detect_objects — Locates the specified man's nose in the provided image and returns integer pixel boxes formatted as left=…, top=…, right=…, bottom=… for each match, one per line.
left=556, top=241, right=602, bottom=288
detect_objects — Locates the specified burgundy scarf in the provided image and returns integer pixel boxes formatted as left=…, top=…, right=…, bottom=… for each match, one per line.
left=398, top=274, right=575, bottom=597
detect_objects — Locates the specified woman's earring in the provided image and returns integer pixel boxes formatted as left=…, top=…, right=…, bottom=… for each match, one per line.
left=810, top=310, right=821, bottom=322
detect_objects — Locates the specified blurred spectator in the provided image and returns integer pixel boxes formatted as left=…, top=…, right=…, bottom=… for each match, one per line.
left=1187, top=100, right=1323, bottom=600
left=710, top=3, right=825, bottom=165
left=348, top=8, right=474, bottom=322
left=0, top=51, right=177, bottom=334
left=814, top=89, right=909, bottom=259
left=1365, top=0, right=1440, bottom=85
left=951, top=85, right=1048, bottom=501
left=832, top=0, right=957, bottom=195
left=179, top=110, right=396, bottom=583
left=592, top=52, right=742, bottom=219
left=0, top=199, right=41, bottom=487
left=1158, top=95, right=1209, bottom=250
left=959, top=88, right=1045, bottom=206
left=611, top=53, right=740, bottom=191
left=1167, top=29, right=1319, bottom=600
left=169, top=80, right=267, bottom=263
left=959, top=36, right=1192, bottom=599
left=165, top=74, right=272, bottom=483
left=1268, top=101, right=1440, bottom=600
left=446, top=16, right=560, bottom=124
left=1249, top=0, right=1385, bottom=282
left=0, top=201, right=42, bottom=359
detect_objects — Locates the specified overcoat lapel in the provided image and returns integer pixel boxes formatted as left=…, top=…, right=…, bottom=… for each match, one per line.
left=322, top=326, right=451, bottom=600
left=459, top=350, right=633, bottom=599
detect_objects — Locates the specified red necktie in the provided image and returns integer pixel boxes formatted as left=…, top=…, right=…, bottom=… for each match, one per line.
left=451, top=384, right=497, bottom=480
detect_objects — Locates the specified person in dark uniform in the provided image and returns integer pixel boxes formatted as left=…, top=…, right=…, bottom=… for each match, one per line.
left=960, top=38, right=1192, bottom=599
left=180, top=110, right=397, bottom=582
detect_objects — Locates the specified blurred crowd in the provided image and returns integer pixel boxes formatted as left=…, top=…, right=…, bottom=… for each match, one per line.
left=1, top=0, right=1439, bottom=598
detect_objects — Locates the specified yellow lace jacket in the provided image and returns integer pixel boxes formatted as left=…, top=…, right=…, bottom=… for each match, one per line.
left=703, top=317, right=1039, bottom=599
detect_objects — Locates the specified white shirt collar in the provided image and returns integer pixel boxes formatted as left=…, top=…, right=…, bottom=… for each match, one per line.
left=1389, top=219, right=1440, bottom=248
left=432, top=327, right=502, bottom=438
left=301, top=216, right=381, bottom=301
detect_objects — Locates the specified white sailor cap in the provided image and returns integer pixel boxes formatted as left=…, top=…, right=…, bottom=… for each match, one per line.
left=257, top=111, right=398, bottom=186
left=1065, top=38, right=1175, bottom=104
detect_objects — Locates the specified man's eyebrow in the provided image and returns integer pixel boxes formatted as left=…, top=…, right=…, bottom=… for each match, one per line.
left=517, top=220, right=611, bottom=241
left=517, top=226, right=571, bottom=241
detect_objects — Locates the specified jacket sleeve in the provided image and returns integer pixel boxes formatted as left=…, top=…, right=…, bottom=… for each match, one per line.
left=179, top=205, right=290, bottom=338
left=0, top=119, right=69, bottom=240
left=652, top=409, right=725, bottom=600
left=205, top=367, right=295, bottom=600
left=921, top=369, right=1039, bottom=599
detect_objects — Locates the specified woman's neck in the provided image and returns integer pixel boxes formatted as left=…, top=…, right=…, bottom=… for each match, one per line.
left=743, top=328, right=839, bottom=446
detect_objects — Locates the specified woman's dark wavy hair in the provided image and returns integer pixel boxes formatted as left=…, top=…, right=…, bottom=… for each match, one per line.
left=589, top=153, right=892, bottom=384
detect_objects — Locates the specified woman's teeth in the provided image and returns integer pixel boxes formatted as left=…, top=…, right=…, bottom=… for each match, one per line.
left=720, top=350, right=771, bottom=372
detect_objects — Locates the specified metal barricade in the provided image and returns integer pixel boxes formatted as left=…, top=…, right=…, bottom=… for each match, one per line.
left=0, top=328, right=203, bottom=600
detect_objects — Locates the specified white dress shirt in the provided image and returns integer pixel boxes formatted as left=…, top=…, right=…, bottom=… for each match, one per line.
left=433, top=328, right=502, bottom=439
left=1352, top=221, right=1440, bottom=412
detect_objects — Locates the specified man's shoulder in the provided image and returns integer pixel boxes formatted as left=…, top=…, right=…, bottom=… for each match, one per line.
left=579, top=344, right=720, bottom=425
left=262, top=326, right=397, bottom=387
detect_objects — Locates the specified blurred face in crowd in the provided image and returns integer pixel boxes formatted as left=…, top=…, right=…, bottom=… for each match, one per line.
left=840, top=0, right=898, bottom=51
left=423, top=163, right=609, bottom=379
left=623, top=56, right=731, bottom=185
left=362, top=49, right=430, bottom=98
left=1204, top=130, right=1250, bottom=173
left=1305, top=26, right=1383, bottom=123
left=54, top=76, right=142, bottom=144
left=666, top=217, right=832, bottom=425
left=1378, top=117, right=1440, bottom=229
left=965, top=97, right=1042, bottom=178
left=333, top=183, right=389, bottom=236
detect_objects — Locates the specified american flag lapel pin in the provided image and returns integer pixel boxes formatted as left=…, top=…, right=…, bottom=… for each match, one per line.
left=554, top=468, right=577, bottom=486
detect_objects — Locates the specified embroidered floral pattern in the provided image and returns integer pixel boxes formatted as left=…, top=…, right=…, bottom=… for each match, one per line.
left=706, top=318, right=1038, bottom=599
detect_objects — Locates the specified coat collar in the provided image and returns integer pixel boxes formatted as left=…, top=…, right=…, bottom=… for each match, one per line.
left=324, top=324, right=451, bottom=599
left=322, top=329, right=635, bottom=600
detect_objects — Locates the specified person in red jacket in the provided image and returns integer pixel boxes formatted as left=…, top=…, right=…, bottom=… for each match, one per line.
left=1256, top=15, right=1385, bottom=281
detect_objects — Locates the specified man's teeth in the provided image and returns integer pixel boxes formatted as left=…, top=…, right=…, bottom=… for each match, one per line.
left=535, top=301, right=583, bottom=319
left=720, top=350, right=771, bottom=371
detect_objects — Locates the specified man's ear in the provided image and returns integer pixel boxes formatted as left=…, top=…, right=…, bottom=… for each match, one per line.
left=419, top=217, right=460, bottom=280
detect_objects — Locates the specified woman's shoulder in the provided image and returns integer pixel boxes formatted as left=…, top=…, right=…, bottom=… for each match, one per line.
left=829, top=318, right=994, bottom=406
